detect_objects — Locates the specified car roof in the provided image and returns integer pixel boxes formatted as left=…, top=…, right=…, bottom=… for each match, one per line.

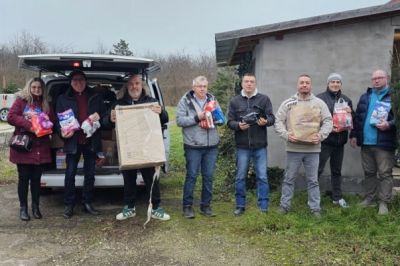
left=18, top=53, right=157, bottom=74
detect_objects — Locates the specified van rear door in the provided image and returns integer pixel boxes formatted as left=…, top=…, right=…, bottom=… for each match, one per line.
left=18, top=54, right=155, bottom=75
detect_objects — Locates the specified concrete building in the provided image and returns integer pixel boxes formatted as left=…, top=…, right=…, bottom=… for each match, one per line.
left=215, top=1, right=400, bottom=192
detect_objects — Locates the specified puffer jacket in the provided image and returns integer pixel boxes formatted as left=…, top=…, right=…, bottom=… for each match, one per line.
left=227, top=92, right=275, bottom=149
left=316, top=89, right=354, bottom=146
left=8, top=97, right=52, bottom=165
left=55, top=87, right=106, bottom=154
left=176, top=90, right=220, bottom=148
left=350, top=87, right=396, bottom=151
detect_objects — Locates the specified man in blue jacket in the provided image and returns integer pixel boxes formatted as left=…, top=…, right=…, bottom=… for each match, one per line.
left=227, top=73, right=275, bottom=216
left=350, top=69, right=397, bottom=215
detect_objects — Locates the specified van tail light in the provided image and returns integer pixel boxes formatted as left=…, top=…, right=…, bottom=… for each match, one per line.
left=72, top=62, right=80, bottom=68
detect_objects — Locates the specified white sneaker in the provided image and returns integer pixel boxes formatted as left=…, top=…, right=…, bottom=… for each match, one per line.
left=151, top=207, right=170, bottom=221
left=378, top=202, right=388, bottom=215
left=333, top=198, right=348, bottom=208
left=116, top=206, right=136, bottom=221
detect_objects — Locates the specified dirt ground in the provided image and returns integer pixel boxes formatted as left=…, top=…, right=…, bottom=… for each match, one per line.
left=0, top=184, right=267, bottom=266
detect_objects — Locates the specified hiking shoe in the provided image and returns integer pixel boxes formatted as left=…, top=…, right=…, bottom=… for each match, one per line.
left=233, top=207, right=245, bottom=216
left=333, top=198, right=349, bottom=208
left=183, top=206, right=195, bottom=219
left=200, top=206, right=216, bottom=217
left=278, top=206, right=288, bottom=215
left=151, top=207, right=171, bottom=221
left=116, top=206, right=136, bottom=221
left=378, top=202, right=389, bottom=215
left=358, top=198, right=377, bottom=208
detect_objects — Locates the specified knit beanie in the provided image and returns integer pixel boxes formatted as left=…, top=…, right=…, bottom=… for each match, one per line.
left=327, top=73, right=342, bottom=84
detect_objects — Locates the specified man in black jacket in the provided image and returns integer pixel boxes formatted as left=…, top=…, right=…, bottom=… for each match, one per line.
left=56, top=70, right=106, bottom=219
left=227, top=73, right=275, bottom=216
left=104, top=74, right=170, bottom=221
left=317, top=73, right=354, bottom=208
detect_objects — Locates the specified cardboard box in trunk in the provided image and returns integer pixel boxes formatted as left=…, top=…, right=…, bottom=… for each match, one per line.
left=102, top=140, right=118, bottom=166
left=115, top=103, right=165, bottom=170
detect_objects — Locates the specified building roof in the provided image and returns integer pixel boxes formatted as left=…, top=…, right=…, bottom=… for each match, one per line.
left=215, top=2, right=400, bottom=66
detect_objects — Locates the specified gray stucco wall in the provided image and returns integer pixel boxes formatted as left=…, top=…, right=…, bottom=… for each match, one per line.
left=252, top=17, right=398, bottom=191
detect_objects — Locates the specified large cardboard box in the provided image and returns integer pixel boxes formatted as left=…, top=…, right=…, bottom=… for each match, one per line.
left=115, top=103, right=166, bottom=170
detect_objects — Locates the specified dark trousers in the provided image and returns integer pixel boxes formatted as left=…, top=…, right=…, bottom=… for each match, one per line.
left=318, top=144, right=344, bottom=201
left=121, top=167, right=160, bottom=209
left=64, top=144, right=96, bottom=206
left=17, top=164, right=43, bottom=207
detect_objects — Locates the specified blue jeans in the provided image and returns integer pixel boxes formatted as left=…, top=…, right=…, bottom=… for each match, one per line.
left=64, top=144, right=96, bottom=206
left=183, top=147, right=218, bottom=207
left=235, top=147, right=269, bottom=211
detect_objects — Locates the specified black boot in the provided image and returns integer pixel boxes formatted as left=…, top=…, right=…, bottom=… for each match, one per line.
left=32, top=203, right=42, bottom=219
left=20, top=206, right=30, bottom=221
left=63, top=205, right=74, bottom=219
left=82, top=203, right=100, bottom=215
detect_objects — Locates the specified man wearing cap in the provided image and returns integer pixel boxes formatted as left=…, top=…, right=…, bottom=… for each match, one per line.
left=56, top=70, right=106, bottom=219
left=350, top=69, right=397, bottom=215
left=316, top=73, right=354, bottom=208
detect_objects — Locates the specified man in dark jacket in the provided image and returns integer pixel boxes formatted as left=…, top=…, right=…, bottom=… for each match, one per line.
left=350, top=69, right=397, bottom=215
left=56, top=70, right=106, bottom=219
left=317, top=73, right=354, bottom=208
left=227, top=73, right=275, bottom=216
left=104, top=74, right=170, bottom=221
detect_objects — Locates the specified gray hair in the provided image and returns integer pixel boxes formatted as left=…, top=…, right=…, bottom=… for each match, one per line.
left=192, top=76, right=208, bottom=86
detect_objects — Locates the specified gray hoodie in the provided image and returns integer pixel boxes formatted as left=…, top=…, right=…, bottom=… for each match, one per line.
left=274, top=93, right=333, bottom=153
left=176, top=90, right=220, bottom=148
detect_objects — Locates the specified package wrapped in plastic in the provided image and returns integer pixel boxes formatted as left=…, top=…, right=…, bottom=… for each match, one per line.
left=81, top=114, right=101, bottom=138
left=57, top=108, right=80, bottom=135
left=31, top=112, right=53, bottom=137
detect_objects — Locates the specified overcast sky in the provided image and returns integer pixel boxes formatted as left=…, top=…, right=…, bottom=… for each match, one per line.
left=1, top=0, right=388, bottom=56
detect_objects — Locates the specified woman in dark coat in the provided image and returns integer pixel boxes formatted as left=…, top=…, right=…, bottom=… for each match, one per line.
left=8, top=77, right=53, bottom=221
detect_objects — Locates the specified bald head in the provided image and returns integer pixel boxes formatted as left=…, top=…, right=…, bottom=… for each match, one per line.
left=371, top=69, right=389, bottom=90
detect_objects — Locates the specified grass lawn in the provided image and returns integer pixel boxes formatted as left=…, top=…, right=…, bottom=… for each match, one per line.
left=0, top=107, right=399, bottom=264
left=164, top=106, right=400, bottom=265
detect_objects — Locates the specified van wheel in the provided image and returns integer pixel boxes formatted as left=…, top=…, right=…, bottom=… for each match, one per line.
left=0, top=108, right=9, bottom=122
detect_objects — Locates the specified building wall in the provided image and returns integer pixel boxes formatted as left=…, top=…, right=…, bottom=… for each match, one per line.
left=253, top=17, right=398, bottom=191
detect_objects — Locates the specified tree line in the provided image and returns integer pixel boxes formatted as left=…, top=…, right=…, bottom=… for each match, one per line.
left=0, top=34, right=222, bottom=106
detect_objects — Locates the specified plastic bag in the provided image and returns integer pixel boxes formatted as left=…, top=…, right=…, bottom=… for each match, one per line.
left=31, top=112, right=53, bottom=137
left=57, top=109, right=80, bottom=135
left=332, top=98, right=352, bottom=132
left=81, top=114, right=101, bottom=138
left=199, top=100, right=225, bottom=129
left=370, top=100, right=391, bottom=125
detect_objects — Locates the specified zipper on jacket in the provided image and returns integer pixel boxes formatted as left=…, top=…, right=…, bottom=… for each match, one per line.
left=247, top=98, right=251, bottom=148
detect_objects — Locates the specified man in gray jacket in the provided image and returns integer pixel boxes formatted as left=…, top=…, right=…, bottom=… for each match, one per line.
left=275, top=74, right=332, bottom=217
left=176, top=76, right=221, bottom=219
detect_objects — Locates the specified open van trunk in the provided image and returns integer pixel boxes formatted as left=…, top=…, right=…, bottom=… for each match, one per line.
left=18, top=54, right=169, bottom=188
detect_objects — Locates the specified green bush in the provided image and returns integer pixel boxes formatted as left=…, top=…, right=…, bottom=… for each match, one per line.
left=2, top=81, right=19, bottom=94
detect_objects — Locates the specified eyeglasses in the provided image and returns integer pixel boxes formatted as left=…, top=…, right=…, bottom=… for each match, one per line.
left=72, top=78, right=85, bottom=82
left=371, top=76, right=386, bottom=81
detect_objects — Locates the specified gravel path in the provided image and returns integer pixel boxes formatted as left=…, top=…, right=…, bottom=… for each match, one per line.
left=0, top=184, right=267, bottom=266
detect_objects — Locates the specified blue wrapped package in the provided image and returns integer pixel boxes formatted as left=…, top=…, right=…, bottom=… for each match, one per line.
left=370, top=100, right=391, bottom=125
